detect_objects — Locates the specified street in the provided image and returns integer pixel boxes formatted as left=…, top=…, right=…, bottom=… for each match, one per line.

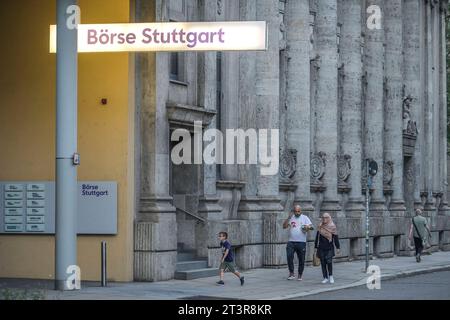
left=294, top=271, right=450, bottom=300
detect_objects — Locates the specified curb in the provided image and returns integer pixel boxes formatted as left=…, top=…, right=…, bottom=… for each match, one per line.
left=268, top=264, right=450, bottom=300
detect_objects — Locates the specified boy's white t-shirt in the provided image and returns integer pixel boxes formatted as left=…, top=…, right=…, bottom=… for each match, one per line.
left=288, top=214, right=312, bottom=242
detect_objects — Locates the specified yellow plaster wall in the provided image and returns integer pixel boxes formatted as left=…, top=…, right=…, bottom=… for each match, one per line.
left=0, top=0, right=134, bottom=282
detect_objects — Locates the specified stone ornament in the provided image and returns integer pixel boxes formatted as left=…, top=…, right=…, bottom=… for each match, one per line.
left=383, top=161, right=394, bottom=186
left=217, top=0, right=223, bottom=15
left=310, top=151, right=326, bottom=184
left=279, top=148, right=297, bottom=180
left=403, top=95, right=418, bottom=137
left=337, top=154, right=351, bottom=183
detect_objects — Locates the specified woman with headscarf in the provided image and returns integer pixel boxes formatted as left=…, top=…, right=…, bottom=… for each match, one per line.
left=314, top=213, right=340, bottom=284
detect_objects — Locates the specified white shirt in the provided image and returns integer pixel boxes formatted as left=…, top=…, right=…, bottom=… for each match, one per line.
left=288, top=214, right=312, bottom=242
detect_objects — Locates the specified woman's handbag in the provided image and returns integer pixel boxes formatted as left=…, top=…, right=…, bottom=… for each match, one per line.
left=313, top=250, right=321, bottom=267
left=313, top=232, right=321, bottom=267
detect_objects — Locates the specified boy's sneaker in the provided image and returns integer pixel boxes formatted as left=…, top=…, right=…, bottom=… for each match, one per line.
left=329, top=276, right=335, bottom=284
left=287, top=275, right=296, bottom=280
left=240, top=277, right=245, bottom=286
left=216, top=280, right=225, bottom=285
left=321, top=278, right=329, bottom=284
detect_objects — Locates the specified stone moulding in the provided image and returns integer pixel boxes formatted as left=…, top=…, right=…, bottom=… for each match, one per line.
left=166, top=102, right=217, bottom=132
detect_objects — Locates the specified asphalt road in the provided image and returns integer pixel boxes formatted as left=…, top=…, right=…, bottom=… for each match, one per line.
left=293, top=271, right=450, bottom=300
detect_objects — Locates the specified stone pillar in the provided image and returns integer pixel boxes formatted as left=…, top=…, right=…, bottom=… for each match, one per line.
left=384, top=0, right=406, bottom=213
left=238, top=0, right=260, bottom=216
left=285, top=0, right=314, bottom=213
left=363, top=0, right=386, bottom=212
left=219, top=0, right=240, bottom=181
left=256, top=0, right=284, bottom=267
left=424, top=0, right=436, bottom=211
left=338, top=0, right=364, bottom=215
left=134, top=0, right=177, bottom=281
left=403, top=0, right=424, bottom=212
left=196, top=0, right=222, bottom=259
left=314, top=0, right=340, bottom=213
left=439, top=1, right=449, bottom=212
left=432, top=0, right=440, bottom=198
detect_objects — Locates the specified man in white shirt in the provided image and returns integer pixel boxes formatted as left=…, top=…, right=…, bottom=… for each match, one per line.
left=283, top=205, right=313, bottom=281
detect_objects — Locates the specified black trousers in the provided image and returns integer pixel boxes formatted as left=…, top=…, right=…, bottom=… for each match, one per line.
left=286, top=241, right=306, bottom=276
left=318, top=249, right=334, bottom=278
left=413, top=237, right=423, bottom=256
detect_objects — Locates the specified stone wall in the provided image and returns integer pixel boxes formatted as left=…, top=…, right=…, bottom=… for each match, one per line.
left=134, top=0, right=450, bottom=281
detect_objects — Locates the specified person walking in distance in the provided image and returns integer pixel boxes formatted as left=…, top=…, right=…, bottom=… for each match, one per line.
left=283, top=205, right=313, bottom=281
left=314, top=213, right=340, bottom=284
left=409, top=208, right=431, bottom=263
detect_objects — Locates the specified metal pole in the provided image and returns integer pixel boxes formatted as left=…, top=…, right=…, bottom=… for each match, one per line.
left=365, top=159, right=370, bottom=272
left=101, top=241, right=107, bottom=287
left=55, top=0, right=79, bottom=291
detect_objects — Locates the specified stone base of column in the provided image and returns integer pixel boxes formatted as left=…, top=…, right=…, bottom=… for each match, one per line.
left=293, top=198, right=314, bottom=213
left=260, top=197, right=285, bottom=267
left=134, top=197, right=177, bottom=281
left=369, top=199, right=386, bottom=213
left=320, top=199, right=342, bottom=213
left=389, top=199, right=407, bottom=212
left=345, top=197, right=365, bottom=216
left=198, top=195, right=222, bottom=220
left=238, top=196, right=262, bottom=220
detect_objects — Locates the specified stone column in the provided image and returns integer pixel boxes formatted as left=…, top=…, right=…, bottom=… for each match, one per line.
left=403, top=0, right=424, bottom=212
left=439, top=1, right=449, bottom=212
left=432, top=0, right=440, bottom=198
left=363, top=0, right=386, bottom=212
left=384, top=0, right=406, bottom=213
left=338, top=0, right=364, bottom=215
left=256, top=0, right=284, bottom=267
left=196, top=0, right=222, bottom=259
left=285, top=0, right=314, bottom=213
left=424, top=0, right=436, bottom=211
left=134, top=0, right=177, bottom=281
left=314, top=0, right=340, bottom=213
left=238, top=0, right=260, bottom=215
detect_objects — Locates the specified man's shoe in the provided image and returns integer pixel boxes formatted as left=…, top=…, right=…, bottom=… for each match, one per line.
left=297, top=275, right=303, bottom=281
left=321, top=278, right=329, bottom=284
left=240, top=277, right=245, bottom=286
left=216, top=280, right=225, bottom=285
left=418, top=254, right=421, bottom=262
left=287, top=275, right=296, bottom=280
left=416, top=255, right=420, bottom=263
left=329, top=276, right=335, bottom=284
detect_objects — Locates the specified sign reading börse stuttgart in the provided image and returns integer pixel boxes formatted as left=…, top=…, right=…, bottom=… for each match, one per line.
left=50, top=21, right=267, bottom=52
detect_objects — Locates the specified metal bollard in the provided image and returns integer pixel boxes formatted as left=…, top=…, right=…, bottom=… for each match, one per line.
left=101, top=241, right=107, bottom=287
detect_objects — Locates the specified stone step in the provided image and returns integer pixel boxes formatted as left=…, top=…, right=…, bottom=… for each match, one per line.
left=176, top=260, right=208, bottom=271
left=175, top=268, right=220, bottom=280
left=177, top=252, right=197, bottom=262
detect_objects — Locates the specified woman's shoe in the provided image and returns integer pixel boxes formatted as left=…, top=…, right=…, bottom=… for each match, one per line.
left=321, top=278, right=329, bottom=284
left=329, top=276, right=335, bottom=284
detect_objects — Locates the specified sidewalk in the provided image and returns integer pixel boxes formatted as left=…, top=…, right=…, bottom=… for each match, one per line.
left=2, top=251, right=450, bottom=300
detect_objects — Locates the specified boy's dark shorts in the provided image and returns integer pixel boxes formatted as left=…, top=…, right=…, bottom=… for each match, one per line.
left=220, top=261, right=237, bottom=273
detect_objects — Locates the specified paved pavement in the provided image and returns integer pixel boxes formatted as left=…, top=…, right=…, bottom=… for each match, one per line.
left=1, top=251, right=450, bottom=300
left=296, top=270, right=450, bottom=300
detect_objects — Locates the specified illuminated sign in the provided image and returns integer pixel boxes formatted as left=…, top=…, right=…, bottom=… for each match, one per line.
left=50, top=21, right=267, bottom=53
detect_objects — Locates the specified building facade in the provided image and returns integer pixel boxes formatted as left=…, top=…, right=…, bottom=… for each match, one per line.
left=0, top=0, right=449, bottom=282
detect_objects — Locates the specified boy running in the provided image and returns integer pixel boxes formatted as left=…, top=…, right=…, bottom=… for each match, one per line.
left=216, top=232, right=245, bottom=286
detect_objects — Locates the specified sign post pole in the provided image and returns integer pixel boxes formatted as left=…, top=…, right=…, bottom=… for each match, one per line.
left=55, top=0, right=79, bottom=291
